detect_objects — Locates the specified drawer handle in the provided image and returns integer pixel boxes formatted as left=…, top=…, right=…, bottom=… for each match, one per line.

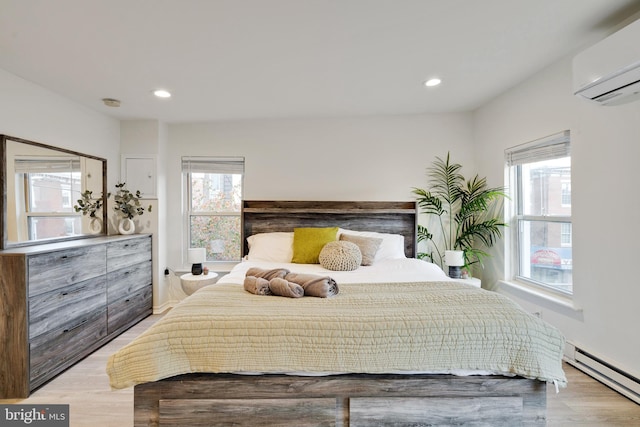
left=125, top=299, right=131, bottom=303
left=62, top=292, right=68, bottom=296
left=61, top=255, right=68, bottom=259
left=63, top=319, right=87, bottom=333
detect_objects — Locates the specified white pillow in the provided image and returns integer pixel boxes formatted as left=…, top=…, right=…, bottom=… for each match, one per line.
left=246, top=232, right=294, bottom=262
left=338, top=228, right=406, bottom=261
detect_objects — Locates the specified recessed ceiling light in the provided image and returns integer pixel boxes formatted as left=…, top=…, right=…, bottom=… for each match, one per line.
left=153, top=89, right=172, bottom=98
left=424, top=78, right=442, bottom=87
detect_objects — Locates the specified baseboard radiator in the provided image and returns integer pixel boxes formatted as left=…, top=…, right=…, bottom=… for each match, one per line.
left=565, top=342, right=640, bottom=404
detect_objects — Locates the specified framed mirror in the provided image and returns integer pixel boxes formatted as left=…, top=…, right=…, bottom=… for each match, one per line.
left=1, top=135, right=107, bottom=249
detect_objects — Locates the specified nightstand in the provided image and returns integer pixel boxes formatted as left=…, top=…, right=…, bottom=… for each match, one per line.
left=455, top=277, right=481, bottom=288
left=180, top=272, right=219, bottom=295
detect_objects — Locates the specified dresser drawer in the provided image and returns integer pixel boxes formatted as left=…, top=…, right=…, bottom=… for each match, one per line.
left=107, top=285, right=152, bottom=334
left=107, top=236, right=152, bottom=271
left=28, top=245, right=106, bottom=297
left=29, top=310, right=107, bottom=388
left=107, top=260, right=152, bottom=303
left=29, top=275, right=107, bottom=339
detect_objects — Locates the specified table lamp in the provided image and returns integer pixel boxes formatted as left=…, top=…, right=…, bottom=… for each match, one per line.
left=445, top=250, right=465, bottom=279
left=188, top=248, right=206, bottom=275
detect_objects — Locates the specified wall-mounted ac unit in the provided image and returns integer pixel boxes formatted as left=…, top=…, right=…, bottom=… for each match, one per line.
left=573, top=18, right=640, bottom=106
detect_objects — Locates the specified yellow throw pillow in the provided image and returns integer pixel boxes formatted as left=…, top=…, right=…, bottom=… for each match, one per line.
left=292, top=227, right=339, bottom=264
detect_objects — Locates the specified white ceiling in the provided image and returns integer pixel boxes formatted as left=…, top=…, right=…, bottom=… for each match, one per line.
left=1, top=0, right=639, bottom=123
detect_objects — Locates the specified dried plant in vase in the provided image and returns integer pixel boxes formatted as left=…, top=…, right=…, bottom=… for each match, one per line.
left=74, top=190, right=104, bottom=218
left=74, top=190, right=105, bottom=234
left=112, top=182, right=152, bottom=234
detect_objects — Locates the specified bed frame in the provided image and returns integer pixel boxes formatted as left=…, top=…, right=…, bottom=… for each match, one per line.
left=134, top=200, right=547, bottom=426
left=241, top=200, right=418, bottom=258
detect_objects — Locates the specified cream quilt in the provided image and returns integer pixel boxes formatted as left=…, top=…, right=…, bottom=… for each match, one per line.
left=107, top=281, right=567, bottom=389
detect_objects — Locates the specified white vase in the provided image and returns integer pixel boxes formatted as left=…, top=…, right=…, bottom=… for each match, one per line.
left=118, top=218, right=135, bottom=235
left=88, top=217, right=103, bottom=234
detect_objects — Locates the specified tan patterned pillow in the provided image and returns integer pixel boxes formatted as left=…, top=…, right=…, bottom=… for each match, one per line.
left=339, top=234, right=382, bottom=266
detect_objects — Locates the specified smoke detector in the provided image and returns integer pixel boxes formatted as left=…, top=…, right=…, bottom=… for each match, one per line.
left=102, top=98, right=121, bottom=107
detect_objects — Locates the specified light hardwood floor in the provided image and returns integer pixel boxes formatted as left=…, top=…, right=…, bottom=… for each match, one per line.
left=2, top=314, right=639, bottom=426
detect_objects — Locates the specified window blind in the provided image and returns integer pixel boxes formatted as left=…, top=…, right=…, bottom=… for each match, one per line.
left=181, top=157, right=245, bottom=174
left=14, top=156, right=81, bottom=173
left=505, top=130, right=570, bottom=166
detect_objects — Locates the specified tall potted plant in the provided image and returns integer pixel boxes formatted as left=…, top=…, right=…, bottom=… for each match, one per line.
left=412, top=153, right=507, bottom=275
left=112, top=182, right=151, bottom=234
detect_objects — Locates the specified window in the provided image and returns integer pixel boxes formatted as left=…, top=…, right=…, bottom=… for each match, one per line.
left=15, top=156, right=82, bottom=240
left=182, top=157, right=244, bottom=263
left=505, top=131, right=572, bottom=295
left=560, top=223, right=572, bottom=246
left=561, top=182, right=571, bottom=206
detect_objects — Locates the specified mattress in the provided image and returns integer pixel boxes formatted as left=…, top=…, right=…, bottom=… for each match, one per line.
left=224, top=257, right=453, bottom=285
left=107, top=259, right=567, bottom=390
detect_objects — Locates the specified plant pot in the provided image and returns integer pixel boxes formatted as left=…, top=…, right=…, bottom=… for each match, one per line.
left=118, top=218, right=136, bottom=235
left=88, top=217, right=103, bottom=234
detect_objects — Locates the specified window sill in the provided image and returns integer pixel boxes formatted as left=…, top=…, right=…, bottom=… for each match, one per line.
left=498, top=280, right=583, bottom=319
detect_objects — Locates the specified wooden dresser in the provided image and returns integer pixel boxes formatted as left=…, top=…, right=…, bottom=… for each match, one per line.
left=0, top=234, right=152, bottom=398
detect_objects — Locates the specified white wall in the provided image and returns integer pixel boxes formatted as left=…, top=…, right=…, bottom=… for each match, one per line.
left=0, top=68, right=120, bottom=170
left=120, top=120, right=170, bottom=312
left=166, top=113, right=475, bottom=274
left=473, top=56, right=640, bottom=377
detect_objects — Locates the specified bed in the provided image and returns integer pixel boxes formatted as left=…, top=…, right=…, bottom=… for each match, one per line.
left=108, top=200, right=566, bottom=426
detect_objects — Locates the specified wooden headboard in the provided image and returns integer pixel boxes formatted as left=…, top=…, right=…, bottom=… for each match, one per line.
left=242, top=200, right=417, bottom=258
